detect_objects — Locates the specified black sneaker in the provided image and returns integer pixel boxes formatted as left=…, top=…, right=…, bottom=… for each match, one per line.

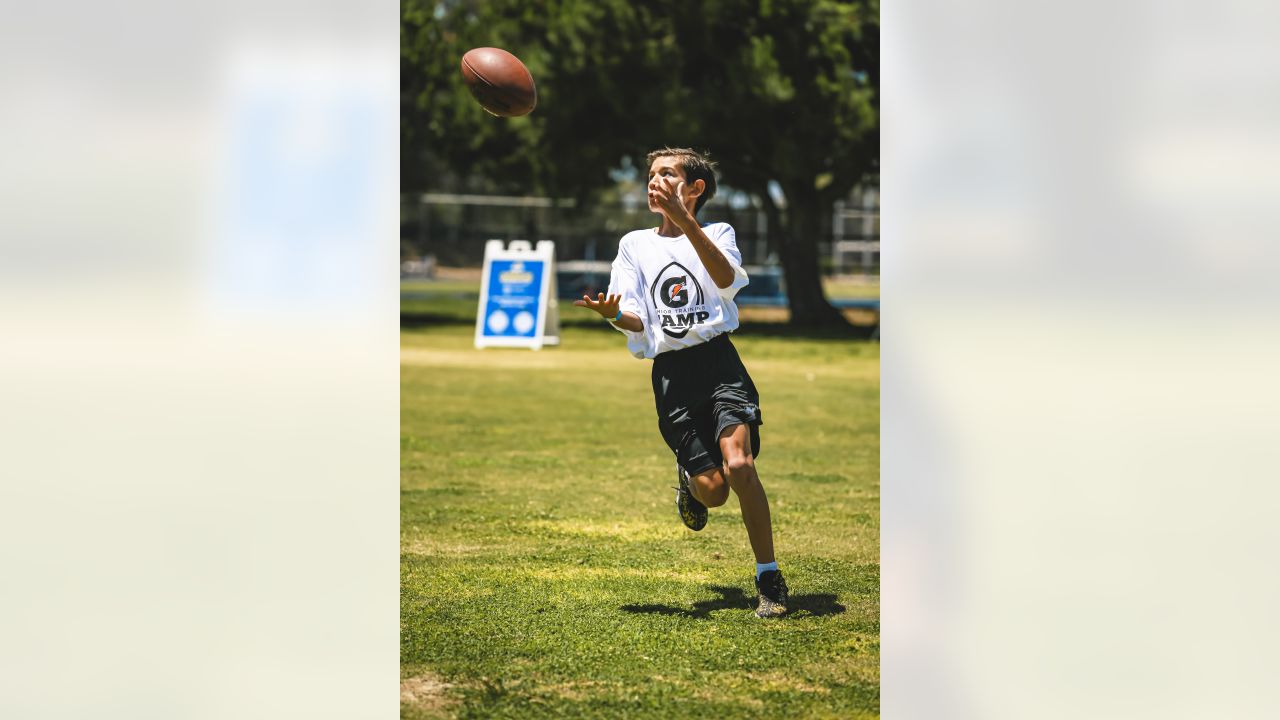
left=754, top=569, right=789, bottom=618
left=673, top=463, right=707, bottom=531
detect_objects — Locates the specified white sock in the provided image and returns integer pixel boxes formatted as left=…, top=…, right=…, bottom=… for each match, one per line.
left=755, top=561, right=778, bottom=579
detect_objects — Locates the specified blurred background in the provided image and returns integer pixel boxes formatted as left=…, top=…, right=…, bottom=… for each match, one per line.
left=401, top=0, right=880, bottom=333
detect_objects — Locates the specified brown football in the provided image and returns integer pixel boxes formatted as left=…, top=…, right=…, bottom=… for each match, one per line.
left=460, top=47, right=537, bottom=118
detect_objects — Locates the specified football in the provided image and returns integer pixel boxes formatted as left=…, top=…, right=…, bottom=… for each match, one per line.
left=460, top=47, right=538, bottom=118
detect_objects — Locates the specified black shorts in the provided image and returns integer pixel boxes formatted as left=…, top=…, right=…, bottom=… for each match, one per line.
left=651, top=333, right=762, bottom=476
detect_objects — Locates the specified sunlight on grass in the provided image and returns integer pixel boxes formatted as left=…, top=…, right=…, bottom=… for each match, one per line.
left=402, top=322, right=879, bottom=718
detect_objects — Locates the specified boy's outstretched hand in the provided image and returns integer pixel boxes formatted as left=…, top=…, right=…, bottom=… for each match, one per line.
left=574, top=292, right=622, bottom=318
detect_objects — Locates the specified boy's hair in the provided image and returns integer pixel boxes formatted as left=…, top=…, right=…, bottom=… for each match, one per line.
left=646, top=147, right=718, bottom=214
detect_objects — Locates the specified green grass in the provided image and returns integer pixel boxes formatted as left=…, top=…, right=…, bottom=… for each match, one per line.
left=402, top=279, right=480, bottom=295
left=401, top=323, right=879, bottom=719
left=401, top=280, right=481, bottom=323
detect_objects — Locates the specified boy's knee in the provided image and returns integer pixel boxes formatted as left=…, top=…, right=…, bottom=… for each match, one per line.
left=702, top=486, right=729, bottom=507
left=693, top=471, right=730, bottom=507
left=723, top=454, right=755, bottom=482
left=705, top=473, right=730, bottom=506
left=727, top=458, right=752, bottom=491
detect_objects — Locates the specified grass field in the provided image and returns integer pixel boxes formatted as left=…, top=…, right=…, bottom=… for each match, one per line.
left=401, top=309, right=880, bottom=717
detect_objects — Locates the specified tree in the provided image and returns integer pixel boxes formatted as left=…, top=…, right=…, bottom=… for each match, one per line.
left=656, top=0, right=879, bottom=327
left=402, top=0, right=671, bottom=199
left=402, top=0, right=879, bottom=327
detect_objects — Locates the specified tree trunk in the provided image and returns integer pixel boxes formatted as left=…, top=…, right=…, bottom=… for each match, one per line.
left=769, top=192, right=850, bottom=328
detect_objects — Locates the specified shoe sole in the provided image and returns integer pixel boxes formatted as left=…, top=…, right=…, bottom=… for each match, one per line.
left=755, top=600, right=788, bottom=618
left=675, top=466, right=708, bottom=531
left=675, top=486, right=708, bottom=531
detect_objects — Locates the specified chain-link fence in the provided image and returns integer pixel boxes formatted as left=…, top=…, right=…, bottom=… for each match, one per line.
left=401, top=185, right=878, bottom=276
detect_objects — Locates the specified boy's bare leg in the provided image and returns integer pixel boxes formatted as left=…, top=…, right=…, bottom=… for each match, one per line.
left=719, top=424, right=775, bottom=564
left=689, top=468, right=730, bottom=508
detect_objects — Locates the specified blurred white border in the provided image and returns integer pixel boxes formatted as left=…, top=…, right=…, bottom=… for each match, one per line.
left=0, top=9, right=398, bottom=718
left=884, top=1, right=1280, bottom=718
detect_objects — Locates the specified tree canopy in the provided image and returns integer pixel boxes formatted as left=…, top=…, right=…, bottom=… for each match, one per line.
left=402, top=0, right=879, bottom=326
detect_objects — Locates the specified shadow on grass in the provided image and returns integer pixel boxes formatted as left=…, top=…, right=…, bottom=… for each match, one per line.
left=621, top=585, right=846, bottom=619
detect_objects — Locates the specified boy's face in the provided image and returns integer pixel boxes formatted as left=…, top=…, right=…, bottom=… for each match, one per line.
left=647, top=156, right=688, bottom=212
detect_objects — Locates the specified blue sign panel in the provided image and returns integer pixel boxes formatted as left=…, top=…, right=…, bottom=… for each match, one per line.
left=480, top=259, right=545, bottom=338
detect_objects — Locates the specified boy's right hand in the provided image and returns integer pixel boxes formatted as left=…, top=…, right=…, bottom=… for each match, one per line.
left=574, top=292, right=622, bottom=319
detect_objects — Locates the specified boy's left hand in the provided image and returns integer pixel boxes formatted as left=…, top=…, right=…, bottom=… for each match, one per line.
left=574, top=292, right=623, bottom=319
left=649, top=176, right=693, bottom=225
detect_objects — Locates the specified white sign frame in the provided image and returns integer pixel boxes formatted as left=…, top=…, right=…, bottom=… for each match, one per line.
left=474, top=239, right=560, bottom=350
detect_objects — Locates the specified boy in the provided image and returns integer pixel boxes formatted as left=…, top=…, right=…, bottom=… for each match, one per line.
left=574, top=148, right=788, bottom=618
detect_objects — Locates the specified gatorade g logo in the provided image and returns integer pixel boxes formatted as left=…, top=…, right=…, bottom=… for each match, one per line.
left=650, top=261, right=709, bottom=339
left=651, top=262, right=704, bottom=309
left=660, top=276, right=689, bottom=308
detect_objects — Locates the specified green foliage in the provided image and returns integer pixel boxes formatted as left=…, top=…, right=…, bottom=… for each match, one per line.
left=402, top=0, right=878, bottom=203
left=402, top=0, right=672, bottom=199
left=401, top=0, right=879, bottom=325
left=401, top=324, right=880, bottom=717
left=401, top=0, right=548, bottom=193
left=663, top=0, right=879, bottom=206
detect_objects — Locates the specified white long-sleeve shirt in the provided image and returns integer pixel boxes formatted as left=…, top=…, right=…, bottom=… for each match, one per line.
left=606, top=222, right=750, bottom=359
